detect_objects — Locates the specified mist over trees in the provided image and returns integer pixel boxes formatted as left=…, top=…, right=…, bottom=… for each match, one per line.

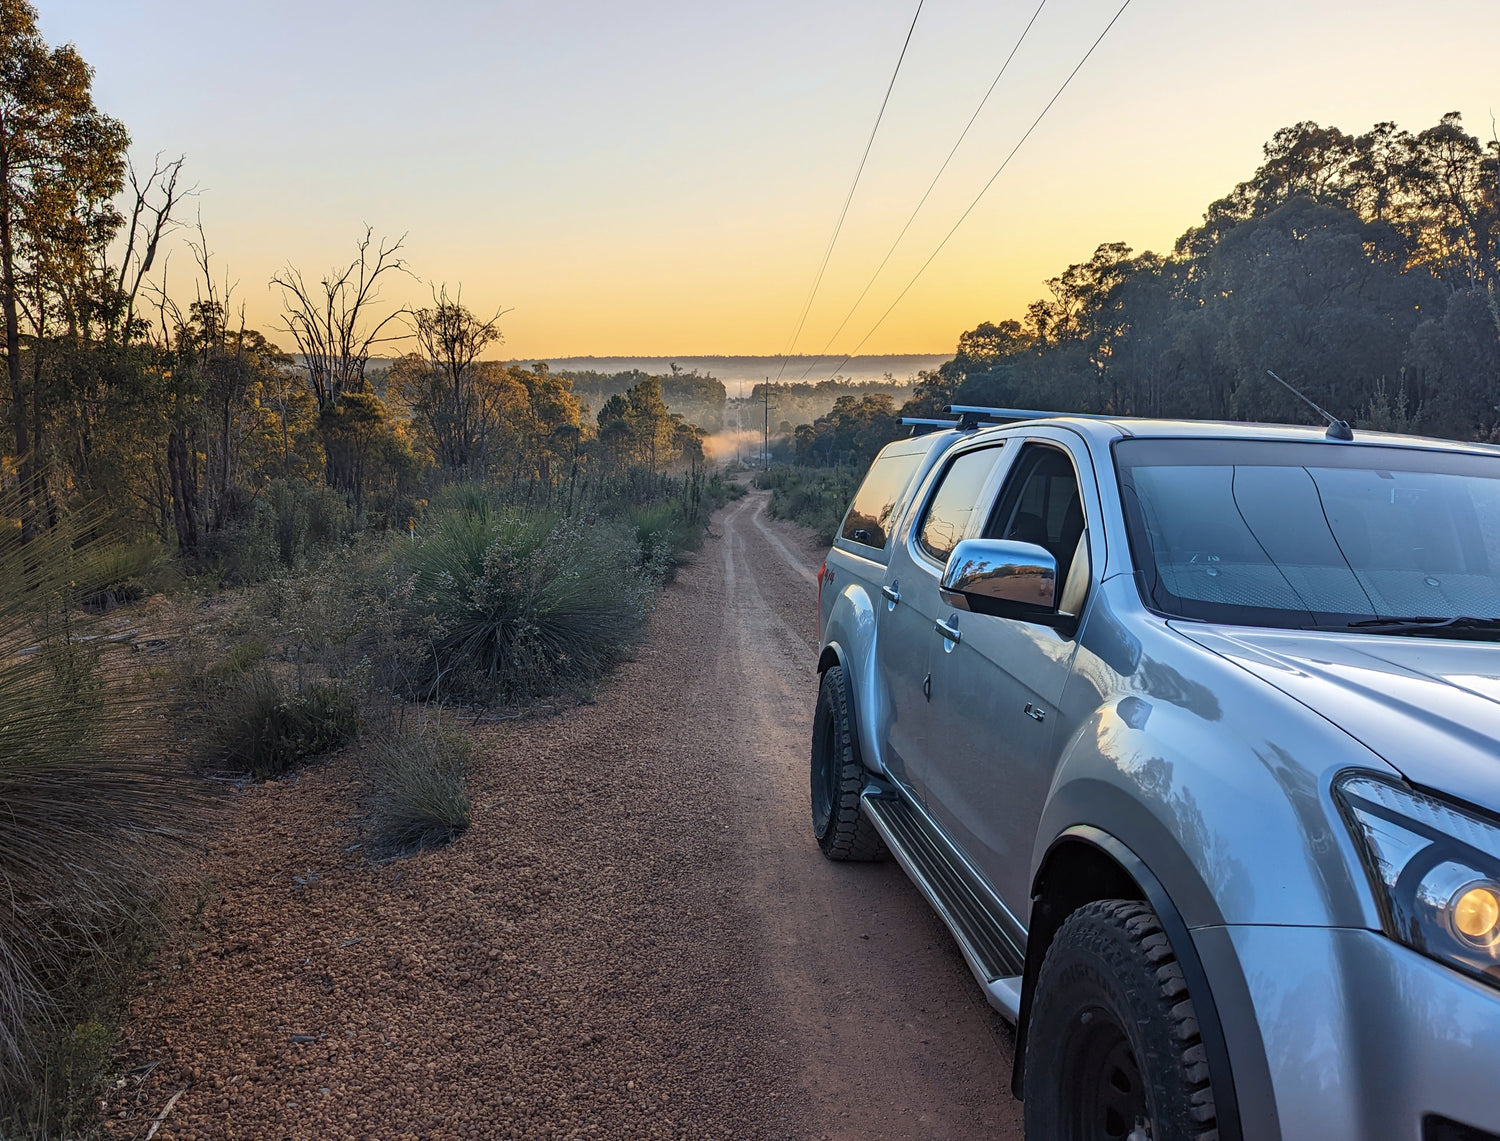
left=897, top=114, right=1500, bottom=443
left=561, top=366, right=728, bottom=432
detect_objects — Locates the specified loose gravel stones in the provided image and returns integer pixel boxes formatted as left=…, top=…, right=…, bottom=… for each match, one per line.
left=108, top=640, right=805, bottom=1138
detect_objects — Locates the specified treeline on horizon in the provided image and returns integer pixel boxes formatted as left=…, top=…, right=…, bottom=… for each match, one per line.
left=788, top=113, right=1500, bottom=467
left=556, top=369, right=918, bottom=438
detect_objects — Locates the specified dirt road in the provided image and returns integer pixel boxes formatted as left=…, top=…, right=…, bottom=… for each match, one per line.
left=709, top=492, right=1024, bottom=1140
left=113, top=491, right=1022, bottom=1140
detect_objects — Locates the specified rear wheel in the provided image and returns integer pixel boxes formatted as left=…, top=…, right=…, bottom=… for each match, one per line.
left=1024, top=899, right=1217, bottom=1141
left=810, top=666, right=886, bottom=861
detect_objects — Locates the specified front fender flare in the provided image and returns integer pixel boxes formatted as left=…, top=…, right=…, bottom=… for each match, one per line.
left=1014, top=826, right=1248, bottom=1141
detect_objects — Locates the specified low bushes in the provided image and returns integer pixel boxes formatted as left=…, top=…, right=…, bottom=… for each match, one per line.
left=208, top=669, right=360, bottom=779
left=0, top=465, right=746, bottom=1128
left=196, top=478, right=360, bottom=586
left=756, top=464, right=863, bottom=542
left=402, top=496, right=657, bottom=705
left=262, top=478, right=357, bottom=569
left=79, top=538, right=173, bottom=611
left=626, top=500, right=698, bottom=568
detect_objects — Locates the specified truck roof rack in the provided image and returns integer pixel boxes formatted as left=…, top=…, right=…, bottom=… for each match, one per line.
left=900, top=416, right=960, bottom=436
left=946, top=405, right=1117, bottom=430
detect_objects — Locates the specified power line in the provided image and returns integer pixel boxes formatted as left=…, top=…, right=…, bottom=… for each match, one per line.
left=819, top=0, right=1133, bottom=383
left=797, top=0, right=1049, bottom=381
left=772, top=0, right=925, bottom=385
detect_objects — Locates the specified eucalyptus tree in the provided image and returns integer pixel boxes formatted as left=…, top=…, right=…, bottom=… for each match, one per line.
left=271, top=228, right=411, bottom=496
left=408, top=287, right=505, bottom=473
left=0, top=0, right=128, bottom=535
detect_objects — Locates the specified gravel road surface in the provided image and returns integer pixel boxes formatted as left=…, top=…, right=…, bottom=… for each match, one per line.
left=109, top=491, right=1023, bottom=1140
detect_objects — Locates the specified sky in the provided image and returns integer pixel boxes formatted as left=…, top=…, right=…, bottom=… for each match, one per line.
left=37, top=0, right=1500, bottom=360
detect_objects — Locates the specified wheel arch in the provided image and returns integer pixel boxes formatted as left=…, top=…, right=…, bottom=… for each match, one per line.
left=817, top=639, right=868, bottom=767
left=1013, top=826, right=1245, bottom=1141
left=817, top=643, right=844, bottom=677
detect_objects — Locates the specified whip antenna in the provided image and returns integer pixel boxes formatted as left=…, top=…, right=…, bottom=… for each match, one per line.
left=1266, top=371, right=1354, bottom=441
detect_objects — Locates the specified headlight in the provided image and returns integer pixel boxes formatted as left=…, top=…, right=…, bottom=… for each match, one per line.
left=1336, top=773, right=1500, bottom=985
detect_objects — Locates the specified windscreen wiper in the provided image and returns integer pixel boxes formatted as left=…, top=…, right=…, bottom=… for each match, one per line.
left=1311, top=616, right=1500, bottom=639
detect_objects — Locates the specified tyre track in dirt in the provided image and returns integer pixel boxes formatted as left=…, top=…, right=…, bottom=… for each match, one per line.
left=110, top=491, right=1021, bottom=1140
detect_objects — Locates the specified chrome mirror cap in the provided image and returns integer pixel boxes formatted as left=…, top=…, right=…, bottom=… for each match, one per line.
left=939, top=538, right=1057, bottom=615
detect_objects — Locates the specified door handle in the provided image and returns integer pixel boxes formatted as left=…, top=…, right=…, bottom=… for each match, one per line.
left=882, top=583, right=901, bottom=608
left=935, top=617, right=962, bottom=645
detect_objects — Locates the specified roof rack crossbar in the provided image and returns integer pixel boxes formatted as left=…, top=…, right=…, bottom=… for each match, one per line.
left=900, top=416, right=961, bottom=437
left=946, top=404, right=1116, bottom=429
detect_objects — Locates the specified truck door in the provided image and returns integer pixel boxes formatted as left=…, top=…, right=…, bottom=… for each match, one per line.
left=921, top=438, right=1096, bottom=917
left=875, top=441, right=1008, bottom=800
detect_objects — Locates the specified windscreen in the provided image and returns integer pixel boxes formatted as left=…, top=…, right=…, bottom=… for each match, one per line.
left=1115, top=438, right=1500, bottom=627
left=841, top=450, right=925, bottom=549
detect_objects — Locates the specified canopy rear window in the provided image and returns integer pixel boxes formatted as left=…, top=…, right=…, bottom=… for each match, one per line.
left=841, top=451, right=925, bottom=549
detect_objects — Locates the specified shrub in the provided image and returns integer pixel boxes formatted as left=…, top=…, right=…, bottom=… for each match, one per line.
left=209, top=669, right=359, bottom=778
left=193, top=480, right=359, bottom=586
left=262, top=478, right=355, bottom=567
left=299, top=680, right=363, bottom=754
left=232, top=537, right=427, bottom=690
left=365, top=719, right=472, bottom=856
left=79, top=539, right=170, bottom=611
left=202, top=636, right=269, bottom=688
left=757, top=464, right=863, bottom=542
left=627, top=500, right=697, bottom=572
left=403, top=498, right=655, bottom=704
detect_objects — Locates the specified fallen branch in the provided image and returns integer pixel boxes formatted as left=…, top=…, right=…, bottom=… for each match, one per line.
left=14, top=630, right=144, bottom=656
left=143, top=1087, right=186, bottom=1140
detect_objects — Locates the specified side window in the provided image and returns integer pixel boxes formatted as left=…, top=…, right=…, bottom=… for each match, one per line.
left=985, top=443, right=1087, bottom=587
left=917, top=446, right=1004, bottom=563
left=841, top=451, right=924, bottom=548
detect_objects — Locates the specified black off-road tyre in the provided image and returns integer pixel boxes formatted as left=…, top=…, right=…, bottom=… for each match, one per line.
left=810, top=665, right=887, bottom=862
left=1024, top=899, right=1218, bottom=1141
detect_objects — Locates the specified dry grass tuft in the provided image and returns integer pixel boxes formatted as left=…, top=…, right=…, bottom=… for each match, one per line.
left=365, top=715, right=472, bottom=857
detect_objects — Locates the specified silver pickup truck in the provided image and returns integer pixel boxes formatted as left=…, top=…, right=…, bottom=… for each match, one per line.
left=812, top=410, right=1500, bottom=1141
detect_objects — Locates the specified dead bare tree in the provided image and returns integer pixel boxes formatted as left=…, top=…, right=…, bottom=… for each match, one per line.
left=108, top=154, right=190, bottom=342
left=271, top=227, right=410, bottom=411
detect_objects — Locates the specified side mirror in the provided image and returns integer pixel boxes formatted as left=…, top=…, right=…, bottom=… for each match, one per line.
left=940, top=539, right=1058, bottom=620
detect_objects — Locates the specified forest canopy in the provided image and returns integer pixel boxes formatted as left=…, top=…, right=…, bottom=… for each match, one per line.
left=894, top=114, right=1500, bottom=447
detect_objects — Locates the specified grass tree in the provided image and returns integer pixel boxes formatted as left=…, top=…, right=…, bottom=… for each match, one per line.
left=0, top=498, right=196, bottom=1119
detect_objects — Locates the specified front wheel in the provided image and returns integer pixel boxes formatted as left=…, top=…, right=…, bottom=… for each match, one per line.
left=810, top=665, right=886, bottom=861
left=1024, top=899, right=1218, bottom=1141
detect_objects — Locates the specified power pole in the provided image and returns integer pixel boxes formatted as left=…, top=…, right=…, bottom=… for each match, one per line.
left=762, top=376, right=770, bottom=465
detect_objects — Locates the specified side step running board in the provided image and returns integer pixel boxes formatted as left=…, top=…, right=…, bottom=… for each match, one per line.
left=861, top=788, right=1025, bottom=1022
